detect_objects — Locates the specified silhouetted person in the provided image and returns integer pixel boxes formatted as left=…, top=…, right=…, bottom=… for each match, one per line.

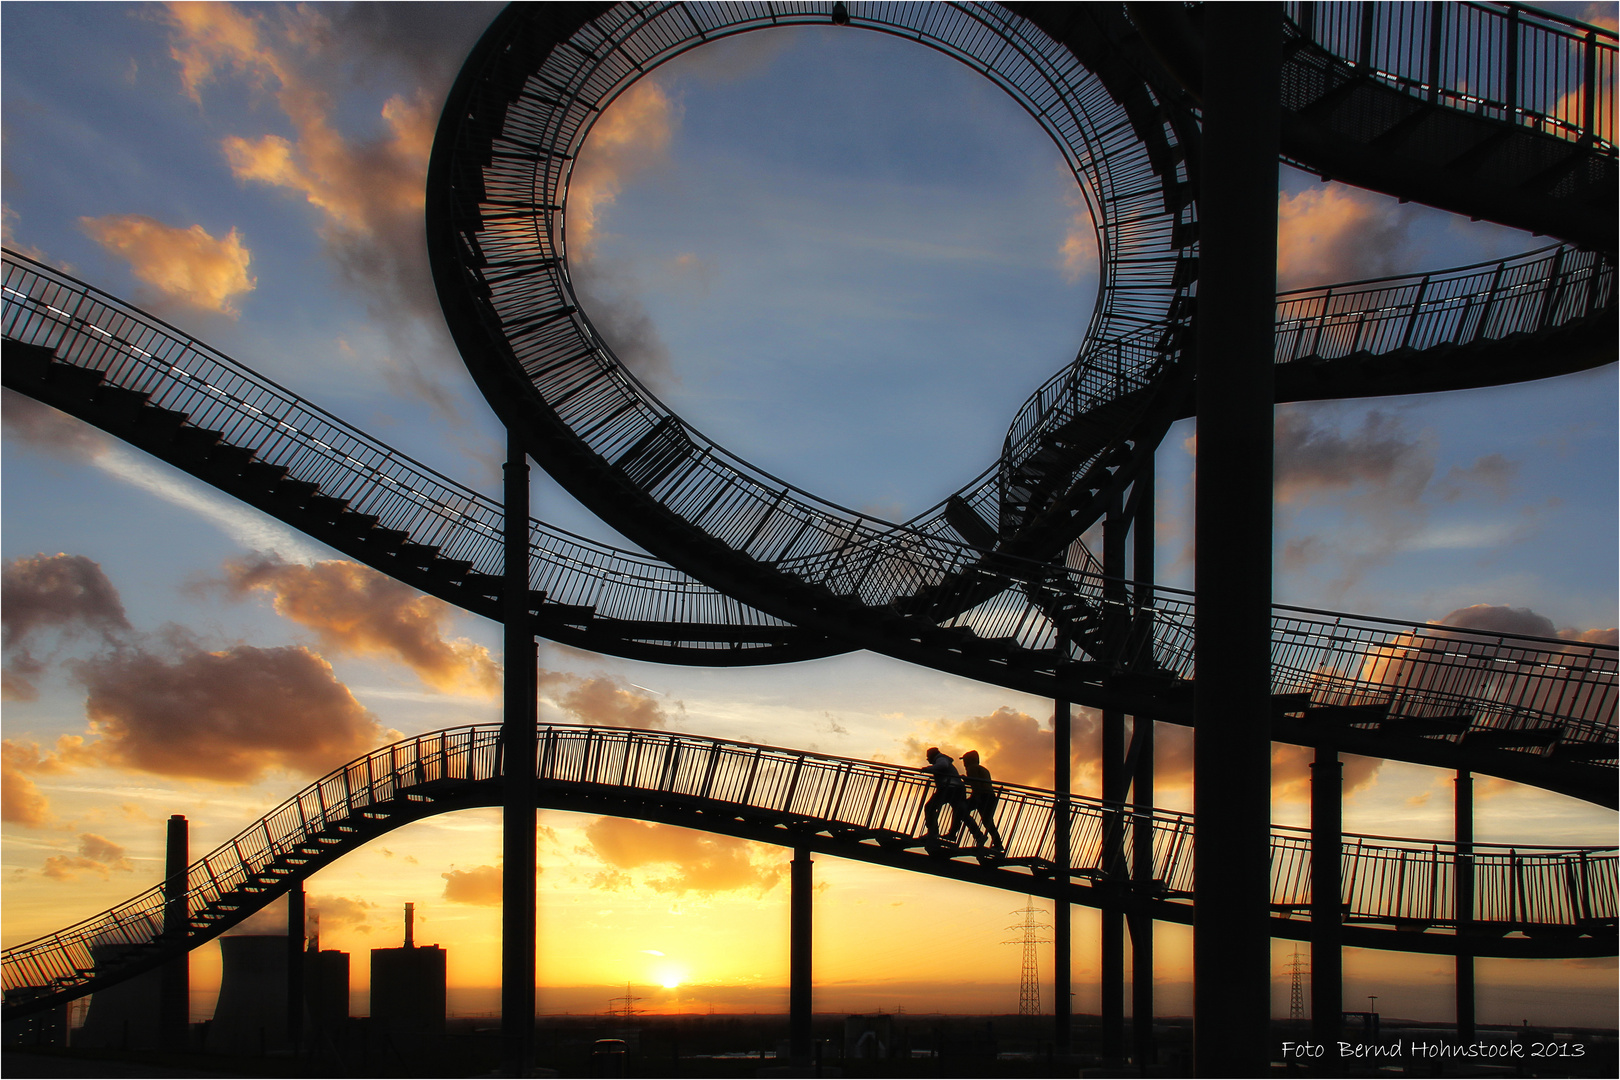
left=960, top=750, right=1005, bottom=855
left=920, top=748, right=985, bottom=848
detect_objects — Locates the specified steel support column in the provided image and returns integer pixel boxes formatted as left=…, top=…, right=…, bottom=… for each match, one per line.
left=1054, top=698, right=1072, bottom=1054
left=502, top=431, right=537, bottom=1077
left=161, top=814, right=189, bottom=1052
left=287, top=881, right=306, bottom=1053
left=1101, top=497, right=1127, bottom=1061
left=791, top=846, right=813, bottom=1062
left=1311, top=752, right=1343, bottom=1047
left=1193, top=5, right=1280, bottom=1075
left=1455, top=770, right=1476, bottom=1041
left=1130, top=461, right=1156, bottom=1068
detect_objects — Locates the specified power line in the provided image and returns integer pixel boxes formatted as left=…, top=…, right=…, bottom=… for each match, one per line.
left=1003, top=899, right=1052, bottom=1016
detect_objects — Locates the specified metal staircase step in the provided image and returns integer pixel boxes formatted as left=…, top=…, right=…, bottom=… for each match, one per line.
left=370, top=527, right=410, bottom=549
left=174, top=426, right=224, bottom=453
left=1270, top=693, right=1313, bottom=715
left=274, top=478, right=319, bottom=502
left=1303, top=702, right=1391, bottom=725
left=396, top=541, right=441, bottom=566
left=1379, top=714, right=1473, bottom=736
left=1464, top=728, right=1560, bottom=750
left=1552, top=741, right=1618, bottom=762
left=240, top=461, right=290, bottom=487
left=303, top=493, right=350, bottom=519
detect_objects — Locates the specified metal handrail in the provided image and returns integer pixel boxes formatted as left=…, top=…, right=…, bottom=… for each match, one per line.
left=1275, top=244, right=1614, bottom=362
left=1286, top=1, right=1618, bottom=150
left=4, top=724, right=1613, bottom=1003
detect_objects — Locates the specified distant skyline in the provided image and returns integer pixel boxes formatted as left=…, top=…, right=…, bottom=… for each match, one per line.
left=2, top=2, right=1615, bottom=1029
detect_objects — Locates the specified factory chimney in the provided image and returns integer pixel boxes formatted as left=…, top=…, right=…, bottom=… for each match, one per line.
left=404, top=903, right=415, bottom=949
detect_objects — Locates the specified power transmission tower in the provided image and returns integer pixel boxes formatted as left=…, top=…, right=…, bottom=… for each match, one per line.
left=1287, top=947, right=1308, bottom=1022
left=1003, top=900, right=1052, bottom=1016
left=608, top=982, right=643, bottom=1019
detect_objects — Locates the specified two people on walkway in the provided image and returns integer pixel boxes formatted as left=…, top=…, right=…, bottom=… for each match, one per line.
left=920, top=747, right=1004, bottom=853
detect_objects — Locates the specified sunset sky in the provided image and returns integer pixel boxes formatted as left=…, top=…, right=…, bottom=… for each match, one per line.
left=2, top=2, right=1616, bottom=1026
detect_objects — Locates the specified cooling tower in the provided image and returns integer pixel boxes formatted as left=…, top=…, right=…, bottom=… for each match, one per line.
left=206, top=935, right=289, bottom=1055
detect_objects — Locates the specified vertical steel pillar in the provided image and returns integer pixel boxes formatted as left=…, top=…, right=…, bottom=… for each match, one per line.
left=1455, top=770, right=1475, bottom=1041
left=1193, top=5, right=1280, bottom=1075
left=287, top=881, right=306, bottom=1052
left=1130, top=460, right=1157, bottom=1067
left=790, top=847, right=813, bottom=1062
left=1053, top=699, right=1072, bottom=1054
left=161, top=814, right=189, bottom=1052
left=1101, top=497, right=1127, bottom=1060
left=502, top=429, right=537, bottom=1077
left=1310, top=751, right=1343, bottom=1046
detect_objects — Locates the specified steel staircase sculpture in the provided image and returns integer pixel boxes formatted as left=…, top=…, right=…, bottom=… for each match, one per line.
left=5, top=249, right=1615, bottom=804
left=3, top=0, right=1616, bottom=1027
left=5, top=724, right=1614, bottom=1017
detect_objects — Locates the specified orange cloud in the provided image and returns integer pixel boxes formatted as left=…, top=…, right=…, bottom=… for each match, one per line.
left=442, top=864, right=504, bottom=906
left=583, top=817, right=784, bottom=897
left=78, top=644, right=389, bottom=783
left=2, top=743, right=55, bottom=826
left=159, top=1, right=455, bottom=410
left=564, top=80, right=680, bottom=387
left=213, top=555, right=498, bottom=696
left=1276, top=186, right=1413, bottom=291
left=1059, top=182, right=1098, bottom=284
left=79, top=214, right=256, bottom=315
left=41, top=833, right=134, bottom=881
left=538, top=669, right=676, bottom=730
left=300, top=895, right=377, bottom=941
left=3, top=735, right=143, bottom=826
left=568, top=81, right=678, bottom=258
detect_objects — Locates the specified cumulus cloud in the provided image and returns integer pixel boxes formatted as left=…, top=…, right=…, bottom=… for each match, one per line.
left=566, top=80, right=679, bottom=388
left=1277, top=185, right=1418, bottom=291
left=3, top=553, right=132, bottom=701
left=210, top=554, right=498, bottom=695
left=539, top=669, right=678, bottom=730
left=0, top=736, right=102, bottom=827
left=309, top=894, right=376, bottom=936
left=1439, top=604, right=1616, bottom=646
left=79, top=214, right=256, bottom=316
left=41, top=833, right=135, bottom=881
left=442, top=864, right=503, bottom=906
left=582, top=817, right=784, bottom=897
left=77, top=644, right=390, bottom=783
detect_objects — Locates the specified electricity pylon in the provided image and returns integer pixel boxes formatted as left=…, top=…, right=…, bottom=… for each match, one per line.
left=1003, top=900, right=1052, bottom=1016
left=1287, top=947, right=1309, bottom=1022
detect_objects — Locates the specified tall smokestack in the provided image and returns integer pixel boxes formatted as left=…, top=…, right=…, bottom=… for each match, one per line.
left=404, top=903, right=415, bottom=949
